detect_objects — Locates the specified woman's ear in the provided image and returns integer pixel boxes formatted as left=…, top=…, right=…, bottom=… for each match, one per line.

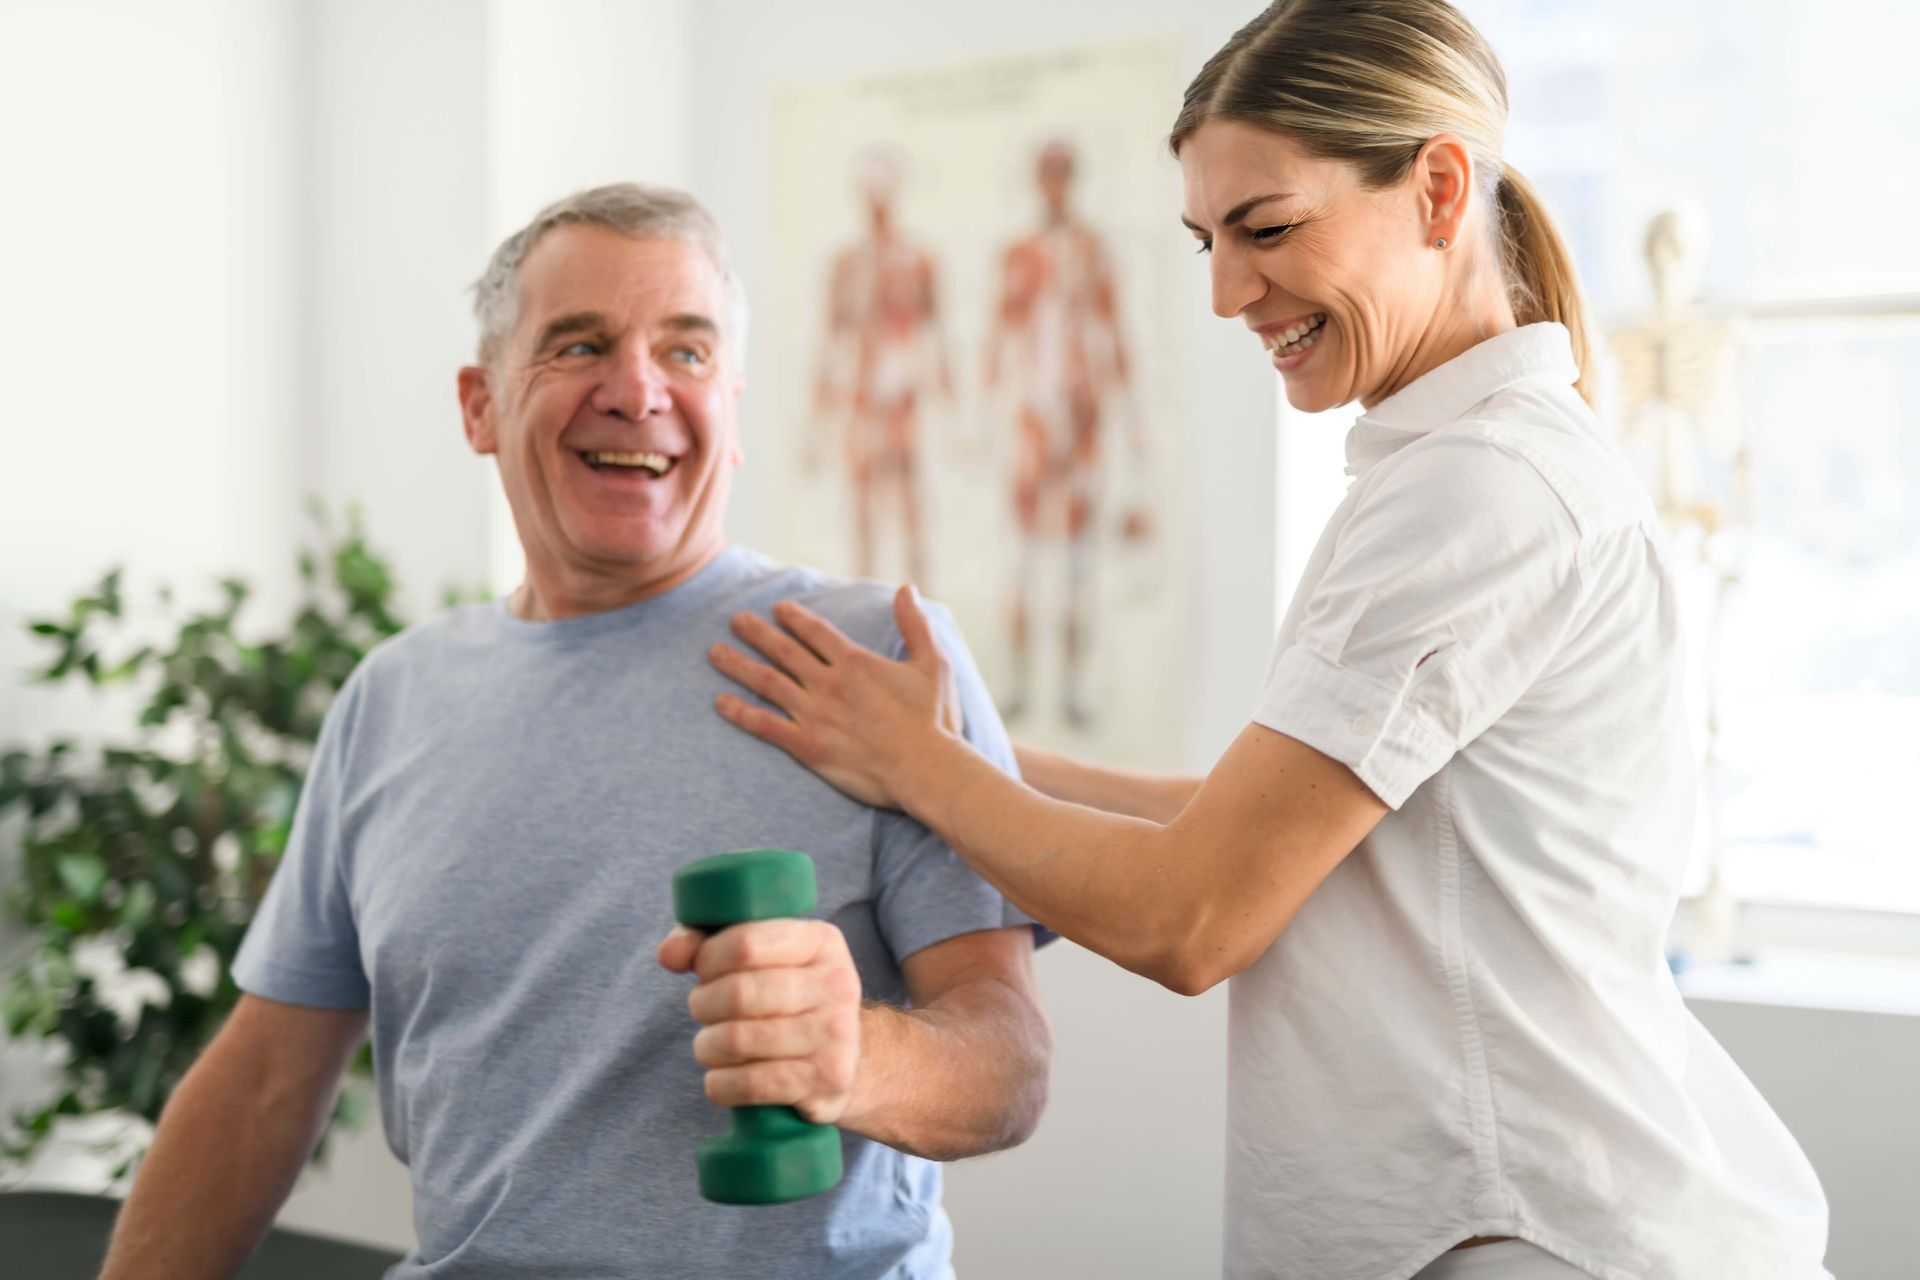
left=1412, top=134, right=1475, bottom=250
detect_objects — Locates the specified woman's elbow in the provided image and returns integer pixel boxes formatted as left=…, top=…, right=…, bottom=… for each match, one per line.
left=1147, top=955, right=1230, bottom=998
left=1137, top=918, right=1275, bottom=997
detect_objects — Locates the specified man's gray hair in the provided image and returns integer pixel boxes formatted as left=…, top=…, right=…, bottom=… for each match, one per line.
left=472, top=182, right=749, bottom=367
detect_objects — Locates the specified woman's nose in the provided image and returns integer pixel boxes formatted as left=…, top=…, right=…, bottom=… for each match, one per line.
left=1210, top=246, right=1267, bottom=320
left=596, top=346, right=673, bottom=419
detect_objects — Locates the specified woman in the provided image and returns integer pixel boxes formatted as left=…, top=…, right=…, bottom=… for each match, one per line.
left=708, top=3, right=1830, bottom=1276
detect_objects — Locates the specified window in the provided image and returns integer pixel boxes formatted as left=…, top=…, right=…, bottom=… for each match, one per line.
left=1272, top=0, right=1920, bottom=922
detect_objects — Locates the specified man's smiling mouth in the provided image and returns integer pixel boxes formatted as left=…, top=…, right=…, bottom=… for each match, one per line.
left=581, top=449, right=677, bottom=477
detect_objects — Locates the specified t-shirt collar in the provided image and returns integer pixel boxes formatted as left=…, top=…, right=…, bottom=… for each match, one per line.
left=1343, top=322, right=1578, bottom=478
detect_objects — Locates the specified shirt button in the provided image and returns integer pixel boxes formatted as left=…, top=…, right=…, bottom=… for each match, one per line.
left=1472, top=1192, right=1505, bottom=1219
left=1351, top=715, right=1373, bottom=736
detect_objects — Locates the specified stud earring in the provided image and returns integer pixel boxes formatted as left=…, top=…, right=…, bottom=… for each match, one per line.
left=1435, top=237, right=1449, bottom=249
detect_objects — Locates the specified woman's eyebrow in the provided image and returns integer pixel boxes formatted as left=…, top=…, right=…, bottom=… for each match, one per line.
left=1180, top=192, right=1296, bottom=233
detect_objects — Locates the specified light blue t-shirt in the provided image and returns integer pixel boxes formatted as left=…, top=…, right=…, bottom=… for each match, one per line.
left=233, top=548, right=1031, bottom=1279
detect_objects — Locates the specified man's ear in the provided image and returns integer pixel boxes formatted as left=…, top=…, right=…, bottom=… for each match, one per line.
left=457, top=364, right=497, bottom=455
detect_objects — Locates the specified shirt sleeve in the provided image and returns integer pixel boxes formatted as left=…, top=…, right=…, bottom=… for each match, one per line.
left=1254, top=434, right=1584, bottom=810
left=231, top=665, right=373, bottom=1009
left=869, top=601, right=1052, bottom=961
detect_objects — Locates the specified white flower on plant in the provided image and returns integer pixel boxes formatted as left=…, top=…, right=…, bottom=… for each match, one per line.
left=99, top=968, right=173, bottom=1033
left=68, top=934, right=129, bottom=987
left=179, top=945, right=222, bottom=999
left=67, top=937, right=175, bottom=1033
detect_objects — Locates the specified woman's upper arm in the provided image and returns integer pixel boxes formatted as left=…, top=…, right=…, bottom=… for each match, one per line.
left=1159, top=722, right=1388, bottom=993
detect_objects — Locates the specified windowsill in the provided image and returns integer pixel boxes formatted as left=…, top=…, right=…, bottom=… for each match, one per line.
left=1675, top=948, right=1920, bottom=1018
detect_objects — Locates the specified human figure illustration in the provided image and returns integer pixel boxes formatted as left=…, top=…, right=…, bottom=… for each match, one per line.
left=983, top=140, right=1148, bottom=727
left=811, top=149, right=953, bottom=586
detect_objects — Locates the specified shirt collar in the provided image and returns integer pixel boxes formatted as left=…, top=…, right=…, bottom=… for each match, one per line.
left=1343, top=322, right=1578, bottom=478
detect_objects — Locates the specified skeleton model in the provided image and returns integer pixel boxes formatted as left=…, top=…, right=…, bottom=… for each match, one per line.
left=983, top=141, right=1149, bottom=727
left=812, top=149, right=954, bottom=586
left=1610, top=208, right=1748, bottom=961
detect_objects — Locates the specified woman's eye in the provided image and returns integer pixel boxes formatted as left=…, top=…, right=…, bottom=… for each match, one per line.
left=1194, top=240, right=1213, bottom=256
left=1250, top=223, right=1295, bottom=244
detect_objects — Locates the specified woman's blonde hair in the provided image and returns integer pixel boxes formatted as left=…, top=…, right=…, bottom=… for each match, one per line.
left=1171, top=0, right=1595, bottom=406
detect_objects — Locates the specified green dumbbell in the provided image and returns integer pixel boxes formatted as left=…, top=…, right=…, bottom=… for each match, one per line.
left=672, top=848, right=845, bottom=1205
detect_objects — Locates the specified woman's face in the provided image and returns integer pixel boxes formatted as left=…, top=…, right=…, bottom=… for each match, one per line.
left=1179, top=119, right=1468, bottom=413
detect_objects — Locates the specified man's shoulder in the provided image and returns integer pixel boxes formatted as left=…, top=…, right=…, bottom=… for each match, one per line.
left=342, top=600, right=500, bottom=694
left=720, top=551, right=909, bottom=654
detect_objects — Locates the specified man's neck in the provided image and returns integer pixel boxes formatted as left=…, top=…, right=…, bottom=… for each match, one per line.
left=510, top=544, right=729, bottom=622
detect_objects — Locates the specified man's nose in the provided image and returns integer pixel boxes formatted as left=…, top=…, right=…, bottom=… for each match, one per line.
left=594, top=344, right=673, bottom=420
left=1210, top=246, right=1266, bottom=320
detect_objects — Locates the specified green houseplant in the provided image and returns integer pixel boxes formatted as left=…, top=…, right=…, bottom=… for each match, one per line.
left=0, top=510, right=447, bottom=1177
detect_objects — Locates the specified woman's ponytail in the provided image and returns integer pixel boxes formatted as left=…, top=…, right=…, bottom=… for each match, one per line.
left=1496, top=167, right=1595, bottom=408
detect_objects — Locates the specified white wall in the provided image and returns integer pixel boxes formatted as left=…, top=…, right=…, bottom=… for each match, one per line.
left=0, top=0, right=307, bottom=1048
left=303, top=0, right=496, bottom=619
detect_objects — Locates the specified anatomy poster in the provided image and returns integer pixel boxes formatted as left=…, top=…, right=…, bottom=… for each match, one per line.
left=767, top=39, right=1191, bottom=765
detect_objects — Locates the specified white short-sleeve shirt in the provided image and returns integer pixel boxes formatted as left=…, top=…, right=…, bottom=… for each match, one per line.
left=1232, top=324, right=1829, bottom=1280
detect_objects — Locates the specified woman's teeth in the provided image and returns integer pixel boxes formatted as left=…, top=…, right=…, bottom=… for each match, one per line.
left=1264, top=313, right=1328, bottom=357
left=583, top=450, right=674, bottom=475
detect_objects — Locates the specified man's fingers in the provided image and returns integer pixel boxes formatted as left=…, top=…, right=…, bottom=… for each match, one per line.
left=692, top=1014, right=824, bottom=1068
left=655, top=925, right=708, bottom=975
left=729, top=611, right=825, bottom=684
left=687, top=966, right=820, bottom=1024
left=771, top=601, right=857, bottom=665
left=709, top=643, right=806, bottom=714
left=693, top=919, right=831, bottom=982
left=702, top=1059, right=819, bottom=1109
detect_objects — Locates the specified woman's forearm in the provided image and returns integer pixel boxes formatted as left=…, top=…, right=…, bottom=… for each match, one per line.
left=1013, top=741, right=1202, bottom=824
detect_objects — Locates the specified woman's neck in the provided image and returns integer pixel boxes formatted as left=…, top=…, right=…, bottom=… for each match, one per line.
left=1364, top=274, right=1518, bottom=410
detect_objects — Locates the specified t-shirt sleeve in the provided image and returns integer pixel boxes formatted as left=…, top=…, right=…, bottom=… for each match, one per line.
left=1254, top=435, right=1583, bottom=810
left=869, top=601, right=1051, bottom=961
left=231, top=666, right=373, bottom=1009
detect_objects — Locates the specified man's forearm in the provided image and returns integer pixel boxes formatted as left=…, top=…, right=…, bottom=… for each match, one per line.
left=1013, top=742, right=1200, bottom=824
left=99, top=1048, right=340, bottom=1279
left=837, top=978, right=1050, bottom=1162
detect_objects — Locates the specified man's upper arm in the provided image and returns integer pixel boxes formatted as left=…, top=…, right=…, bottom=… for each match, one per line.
left=870, top=600, right=1051, bottom=952
left=899, top=926, right=1038, bottom=1012
left=212, top=994, right=368, bottom=1098
left=232, top=667, right=373, bottom=1009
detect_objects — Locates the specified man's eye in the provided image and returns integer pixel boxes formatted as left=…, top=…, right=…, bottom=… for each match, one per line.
left=668, top=346, right=709, bottom=366
left=559, top=341, right=600, bottom=357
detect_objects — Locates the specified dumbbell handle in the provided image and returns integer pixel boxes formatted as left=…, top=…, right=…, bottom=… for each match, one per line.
left=672, top=849, right=844, bottom=1205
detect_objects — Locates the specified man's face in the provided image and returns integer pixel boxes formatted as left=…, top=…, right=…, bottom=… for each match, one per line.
left=460, top=226, right=742, bottom=602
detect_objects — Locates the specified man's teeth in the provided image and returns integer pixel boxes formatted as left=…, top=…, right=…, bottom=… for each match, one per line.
left=1263, top=313, right=1329, bottom=355
left=584, top=450, right=674, bottom=475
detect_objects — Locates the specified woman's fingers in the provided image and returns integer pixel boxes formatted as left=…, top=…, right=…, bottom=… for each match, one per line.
left=894, top=583, right=962, bottom=734
left=772, top=601, right=857, bottom=664
left=892, top=583, right=939, bottom=667
left=715, top=693, right=810, bottom=758
left=709, top=642, right=806, bottom=715
left=730, top=610, right=825, bottom=683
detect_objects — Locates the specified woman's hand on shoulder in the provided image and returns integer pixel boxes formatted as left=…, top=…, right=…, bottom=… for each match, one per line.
left=709, top=584, right=961, bottom=810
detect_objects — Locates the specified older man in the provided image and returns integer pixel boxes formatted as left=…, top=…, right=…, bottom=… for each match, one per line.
left=98, top=184, right=1050, bottom=1279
